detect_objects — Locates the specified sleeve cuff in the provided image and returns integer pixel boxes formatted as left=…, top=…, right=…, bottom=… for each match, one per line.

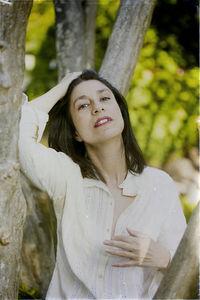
left=21, top=104, right=49, bottom=124
left=21, top=92, right=49, bottom=122
left=20, top=94, right=49, bottom=143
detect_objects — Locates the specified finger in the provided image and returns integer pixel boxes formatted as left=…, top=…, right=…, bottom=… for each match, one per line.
left=126, top=228, right=147, bottom=238
left=111, top=235, right=136, bottom=244
left=112, top=260, right=151, bottom=267
left=63, top=71, right=82, bottom=79
left=73, top=71, right=82, bottom=76
left=112, top=255, right=148, bottom=267
left=70, top=72, right=82, bottom=79
left=105, top=248, right=137, bottom=259
left=112, top=261, right=138, bottom=267
left=104, top=240, right=134, bottom=252
left=126, top=227, right=138, bottom=237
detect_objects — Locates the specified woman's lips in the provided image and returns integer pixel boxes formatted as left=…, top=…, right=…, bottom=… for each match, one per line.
left=94, top=117, right=112, bottom=128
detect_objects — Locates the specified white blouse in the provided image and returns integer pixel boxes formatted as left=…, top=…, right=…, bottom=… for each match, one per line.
left=18, top=95, right=187, bottom=300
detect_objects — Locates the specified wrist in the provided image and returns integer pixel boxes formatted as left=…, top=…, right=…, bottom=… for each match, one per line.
left=51, top=82, right=67, bottom=99
left=158, top=250, right=171, bottom=273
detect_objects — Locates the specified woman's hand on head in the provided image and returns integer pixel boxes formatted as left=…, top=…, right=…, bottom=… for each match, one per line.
left=58, top=71, right=82, bottom=95
left=103, top=228, right=171, bottom=271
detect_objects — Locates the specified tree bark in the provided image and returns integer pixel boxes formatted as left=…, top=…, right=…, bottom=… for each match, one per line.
left=53, top=0, right=98, bottom=81
left=20, top=174, right=57, bottom=299
left=153, top=201, right=199, bottom=299
left=0, top=0, right=32, bottom=299
left=83, top=0, right=98, bottom=70
left=100, top=0, right=157, bottom=96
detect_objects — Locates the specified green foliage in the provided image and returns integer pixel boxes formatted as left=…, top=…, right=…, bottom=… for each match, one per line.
left=151, top=0, right=198, bottom=68
left=18, top=284, right=41, bottom=299
left=26, top=24, right=58, bottom=99
left=95, top=0, right=120, bottom=71
left=26, top=0, right=55, bottom=55
left=25, top=0, right=57, bottom=99
left=127, top=28, right=198, bottom=166
left=180, top=195, right=198, bottom=224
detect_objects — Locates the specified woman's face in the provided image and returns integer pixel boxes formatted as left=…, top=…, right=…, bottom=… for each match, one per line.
left=69, top=79, right=124, bottom=146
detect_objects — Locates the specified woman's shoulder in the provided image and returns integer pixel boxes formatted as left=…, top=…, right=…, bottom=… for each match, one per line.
left=141, top=165, right=174, bottom=186
left=57, top=151, right=81, bottom=174
left=140, top=166, right=179, bottom=205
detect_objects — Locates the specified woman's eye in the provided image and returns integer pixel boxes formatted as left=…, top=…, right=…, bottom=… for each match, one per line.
left=78, top=103, right=90, bottom=110
left=101, top=97, right=110, bottom=101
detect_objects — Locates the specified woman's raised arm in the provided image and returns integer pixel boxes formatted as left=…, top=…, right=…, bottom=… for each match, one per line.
left=18, top=72, right=81, bottom=217
left=25, top=72, right=81, bottom=113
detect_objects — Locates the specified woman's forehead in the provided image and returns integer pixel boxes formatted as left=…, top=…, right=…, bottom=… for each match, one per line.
left=71, top=80, right=111, bottom=99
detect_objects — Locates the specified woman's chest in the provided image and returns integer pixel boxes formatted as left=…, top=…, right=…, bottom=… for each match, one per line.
left=82, top=184, right=165, bottom=242
left=108, top=186, right=137, bottom=238
left=83, top=186, right=140, bottom=239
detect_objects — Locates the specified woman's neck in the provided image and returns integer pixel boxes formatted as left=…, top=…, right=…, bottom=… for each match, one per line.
left=85, top=136, right=127, bottom=187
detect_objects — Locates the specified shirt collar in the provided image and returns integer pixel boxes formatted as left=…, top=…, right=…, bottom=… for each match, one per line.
left=83, top=168, right=146, bottom=197
left=83, top=177, right=110, bottom=194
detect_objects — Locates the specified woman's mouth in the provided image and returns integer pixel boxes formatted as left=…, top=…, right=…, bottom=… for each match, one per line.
left=94, top=117, right=112, bottom=128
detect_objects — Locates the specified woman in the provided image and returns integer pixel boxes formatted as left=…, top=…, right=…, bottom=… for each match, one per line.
left=19, top=70, right=186, bottom=299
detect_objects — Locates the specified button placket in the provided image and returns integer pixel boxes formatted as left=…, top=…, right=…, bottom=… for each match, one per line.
left=96, top=254, right=109, bottom=296
left=105, top=195, right=114, bottom=239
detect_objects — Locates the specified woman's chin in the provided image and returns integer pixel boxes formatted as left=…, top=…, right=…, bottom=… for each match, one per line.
left=89, top=132, right=123, bottom=146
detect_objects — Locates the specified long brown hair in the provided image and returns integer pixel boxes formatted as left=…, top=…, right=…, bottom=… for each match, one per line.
left=48, top=70, right=146, bottom=181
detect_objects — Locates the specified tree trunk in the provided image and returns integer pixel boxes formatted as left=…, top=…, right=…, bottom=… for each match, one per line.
left=100, top=0, right=157, bottom=96
left=0, top=0, right=32, bottom=299
left=53, top=0, right=98, bottom=81
left=20, top=174, right=57, bottom=299
left=153, top=201, right=199, bottom=299
left=84, top=0, right=98, bottom=69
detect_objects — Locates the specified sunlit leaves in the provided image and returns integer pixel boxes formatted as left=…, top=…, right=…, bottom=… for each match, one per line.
left=127, top=28, right=198, bottom=166
left=95, top=0, right=120, bottom=70
left=25, top=1, right=57, bottom=99
left=26, top=0, right=55, bottom=55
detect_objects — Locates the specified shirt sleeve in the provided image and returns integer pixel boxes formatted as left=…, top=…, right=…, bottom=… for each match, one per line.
left=147, top=173, right=187, bottom=298
left=156, top=175, right=187, bottom=261
left=18, top=94, right=75, bottom=217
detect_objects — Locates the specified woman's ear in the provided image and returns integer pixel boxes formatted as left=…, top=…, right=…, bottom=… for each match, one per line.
left=74, top=131, right=83, bottom=142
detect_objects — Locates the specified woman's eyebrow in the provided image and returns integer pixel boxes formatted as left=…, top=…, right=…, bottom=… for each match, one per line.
left=97, top=88, right=110, bottom=93
left=73, top=95, right=89, bottom=106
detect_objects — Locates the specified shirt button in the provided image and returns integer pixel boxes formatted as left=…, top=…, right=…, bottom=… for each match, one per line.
left=98, top=274, right=103, bottom=279
left=106, top=228, right=110, bottom=232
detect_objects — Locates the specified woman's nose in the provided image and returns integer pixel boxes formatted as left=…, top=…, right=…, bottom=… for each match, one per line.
left=92, top=103, right=105, bottom=114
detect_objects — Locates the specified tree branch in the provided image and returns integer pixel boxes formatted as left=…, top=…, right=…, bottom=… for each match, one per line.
left=153, top=201, right=199, bottom=299
left=53, top=0, right=98, bottom=81
left=100, top=0, right=157, bottom=96
left=83, top=0, right=98, bottom=69
left=53, top=0, right=86, bottom=80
